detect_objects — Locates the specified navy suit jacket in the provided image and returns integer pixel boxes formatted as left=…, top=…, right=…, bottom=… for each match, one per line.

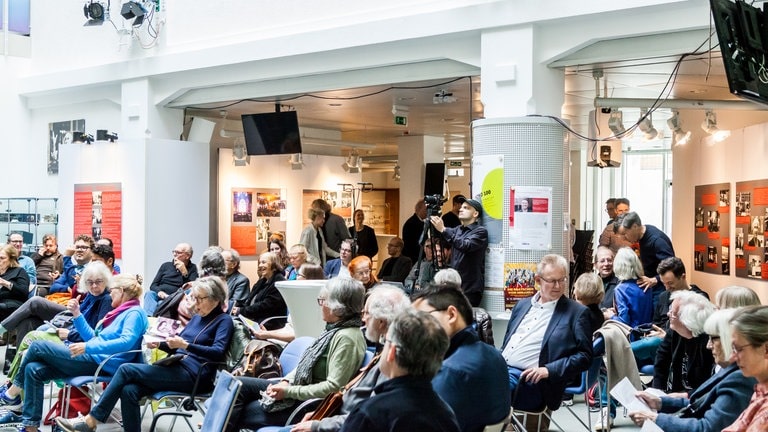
left=501, top=295, right=593, bottom=410
left=324, top=258, right=343, bottom=278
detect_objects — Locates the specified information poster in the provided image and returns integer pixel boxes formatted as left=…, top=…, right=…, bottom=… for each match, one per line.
left=485, top=247, right=505, bottom=289
left=509, top=186, right=553, bottom=250
left=693, top=183, right=730, bottom=275
left=231, top=188, right=286, bottom=256
left=303, top=189, right=353, bottom=226
left=74, top=183, right=122, bottom=258
left=503, top=262, right=537, bottom=310
left=734, top=180, right=768, bottom=280
left=472, top=155, right=503, bottom=245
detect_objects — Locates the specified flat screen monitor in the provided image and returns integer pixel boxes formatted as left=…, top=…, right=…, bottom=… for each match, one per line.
left=710, top=0, right=768, bottom=107
left=241, top=111, right=303, bottom=155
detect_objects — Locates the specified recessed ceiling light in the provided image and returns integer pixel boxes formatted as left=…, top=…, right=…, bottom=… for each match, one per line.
left=328, top=103, right=342, bottom=107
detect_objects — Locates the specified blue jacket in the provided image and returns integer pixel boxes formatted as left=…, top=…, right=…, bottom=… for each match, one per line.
left=501, top=295, right=593, bottom=410
left=341, top=375, right=460, bottom=432
left=324, top=258, right=343, bottom=278
left=67, top=291, right=113, bottom=342
left=50, top=256, right=84, bottom=294
left=655, top=363, right=756, bottom=432
left=611, top=279, right=653, bottom=329
left=73, top=305, right=148, bottom=375
left=432, top=327, right=510, bottom=432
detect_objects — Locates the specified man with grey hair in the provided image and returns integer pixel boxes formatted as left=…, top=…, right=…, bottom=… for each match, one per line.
left=286, top=285, right=411, bottom=432
left=652, top=290, right=715, bottom=393
left=340, top=309, right=459, bottom=432
left=222, top=248, right=250, bottom=310
left=144, top=243, right=198, bottom=315
left=499, top=254, right=592, bottom=413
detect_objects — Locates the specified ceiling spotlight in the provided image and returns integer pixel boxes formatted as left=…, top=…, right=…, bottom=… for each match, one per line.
left=637, top=108, right=658, bottom=140
left=392, top=165, right=401, bottom=181
left=433, top=89, right=457, bottom=104
left=289, top=153, right=305, bottom=170
left=232, top=138, right=250, bottom=166
left=121, top=1, right=146, bottom=26
left=342, top=152, right=361, bottom=173
left=83, top=1, right=108, bottom=26
left=72, top=132, right=94, bottom=144
left=666, top=111, right=691, bottom=146
left=608, top=111, right=626, bottom=136
left=702, top=110, right=731, bottom=142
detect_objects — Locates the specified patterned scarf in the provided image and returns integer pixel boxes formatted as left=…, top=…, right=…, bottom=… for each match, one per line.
left=292, top=315, right=363, bottom=386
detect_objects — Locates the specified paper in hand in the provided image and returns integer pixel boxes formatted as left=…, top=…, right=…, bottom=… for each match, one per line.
left=609, top=377, right=651, bottom=413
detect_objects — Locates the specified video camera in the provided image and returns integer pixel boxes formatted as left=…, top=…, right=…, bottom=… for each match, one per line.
left=424, top=194, right=447, bottom=217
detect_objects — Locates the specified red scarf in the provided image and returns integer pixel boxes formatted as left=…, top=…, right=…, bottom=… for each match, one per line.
left=99, top=299, right=140, bottom=330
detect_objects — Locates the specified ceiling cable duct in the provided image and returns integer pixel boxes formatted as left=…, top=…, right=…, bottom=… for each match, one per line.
left=594, top=97, right=768, bottom=111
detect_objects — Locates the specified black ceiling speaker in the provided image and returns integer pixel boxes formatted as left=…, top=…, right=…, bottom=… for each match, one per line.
left=121, top=1, right=146, bottom=26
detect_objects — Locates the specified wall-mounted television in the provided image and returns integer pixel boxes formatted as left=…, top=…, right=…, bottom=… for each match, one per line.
left=241, top=111, right=303, bottom=155
left=710, top=0, right=768, bottom=107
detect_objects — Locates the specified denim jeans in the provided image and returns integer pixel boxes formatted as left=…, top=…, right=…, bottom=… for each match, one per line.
left=507, top=366, right=545, bottom=411
left=14, top=340, right=101, bottom=428
left=89, top=363, right=196, bottom=432
left=143, top=291, right=159, bottom=315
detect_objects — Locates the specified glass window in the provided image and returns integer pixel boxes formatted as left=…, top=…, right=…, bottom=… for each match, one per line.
left=8, top=0, right=31, bottom=35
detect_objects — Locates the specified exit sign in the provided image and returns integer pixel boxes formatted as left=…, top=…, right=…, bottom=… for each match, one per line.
left=394, top=115, right=408, bottom=126
left=449, top=161, right=462, bottom=167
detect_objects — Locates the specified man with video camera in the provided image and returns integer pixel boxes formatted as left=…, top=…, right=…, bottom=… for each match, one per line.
left=429, top=197, right=488, bottom=306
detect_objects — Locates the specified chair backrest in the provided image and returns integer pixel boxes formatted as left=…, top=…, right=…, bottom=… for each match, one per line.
left=361, top=349, right=375, bottom=368
left=279, top=336, right=316, bottom=375
left=565, top=336, right=605, bottom=395
left=201, top=371, right=242, bottom=432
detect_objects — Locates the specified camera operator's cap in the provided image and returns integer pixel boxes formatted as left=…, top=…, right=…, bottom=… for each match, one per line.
left=452, top=194, right=466, bottom=204
left=459, top=197, right=483, bottom=217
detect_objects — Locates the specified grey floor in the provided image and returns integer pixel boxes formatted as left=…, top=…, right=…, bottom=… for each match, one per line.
left=0, top=342, right=643, bottom=432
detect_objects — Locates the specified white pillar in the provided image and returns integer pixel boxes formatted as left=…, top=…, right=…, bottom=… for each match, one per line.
left=397, top=135, right=444, bottom=235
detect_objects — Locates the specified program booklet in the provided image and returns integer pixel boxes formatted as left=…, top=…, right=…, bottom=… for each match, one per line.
left=144, top=316, right=183, bottom=344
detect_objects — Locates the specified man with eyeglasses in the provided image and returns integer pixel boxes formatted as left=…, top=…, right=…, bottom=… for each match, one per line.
left=7, top=233, right=37, bottom=289
left=143, top=243, right=198, bottom=315
left=499, top=254, right=592, bottom=421
left=377, top=237, right=412, bottom=285
left=50, top=234, right=94, bottom=294
left=324, top=239, right=355, bottom=279
left=595, top=246, right=619, bottom=310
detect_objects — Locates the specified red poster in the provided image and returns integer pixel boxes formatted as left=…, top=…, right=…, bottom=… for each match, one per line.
left=231, top=226, right=257, bottom=256
left=74, top=183, right=122, bottom=258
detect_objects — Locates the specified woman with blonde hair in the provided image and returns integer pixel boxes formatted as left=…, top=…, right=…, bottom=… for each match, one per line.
left=0, top=274, right=148, bottom=431
left=284, top=244, right=314, bottom=281
left=299, top=207, right=339, bottom=266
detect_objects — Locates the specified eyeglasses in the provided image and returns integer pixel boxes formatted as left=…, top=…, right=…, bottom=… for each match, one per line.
left=108, top=286, right=123, bottom=293
left=316, top=297, right=327, bottom=306
left=172, top=250, right=188, bottom=256
left=355, top=269, right=371, bottom=276
left=340, top=248, right=352, bottom=254
left=74, top=245, right=90, bottom=250
left=193, top=295, right=209, bottom=302
left=708, top=335, right=721, bottom=342
left=539, top=276, right=567, bottom=286
left=9, top=240, right=22, bottom=244
left=732, top=342, right=756, bottom=355
left=596, top=258, right=613, bottom=264
left=383, top=337, right=396, bottom=347
left=84, top=279, right=105, bottom=286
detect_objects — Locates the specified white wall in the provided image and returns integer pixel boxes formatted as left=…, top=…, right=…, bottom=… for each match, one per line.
left=217, top=149, right=360, bottom=282
left=673, top=110, right=768, bottom=303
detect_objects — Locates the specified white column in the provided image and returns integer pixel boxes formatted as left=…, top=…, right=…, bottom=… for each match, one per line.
left=397, top=135, right=444, bottom=235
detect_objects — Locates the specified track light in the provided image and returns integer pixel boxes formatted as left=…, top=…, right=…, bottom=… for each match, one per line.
left=121, top=1, right=146, bottom=26
left=83, top=1, right=108, bottom=26
left=72, top=132, right=94, bottom=144
left=608, top=111, right=626, bottom=136
left=232, top=138, right=250, bottom=166
left=289, top=153, right=304, bottom=170
left=666, top=111, right=691, bottom=146
left=701, top=110, right=731, bottom=142
left=342, top=152, right=361, bottom=173
left=637, top=108, right=658, bottom=140
left=392, top=165, right=401, bottom=181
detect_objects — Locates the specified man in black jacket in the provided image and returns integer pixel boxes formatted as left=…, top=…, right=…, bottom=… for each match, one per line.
left=144, top=243, right=198, bottom=315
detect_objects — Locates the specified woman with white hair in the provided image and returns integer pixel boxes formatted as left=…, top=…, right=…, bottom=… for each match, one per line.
left=225, top=277, right=367, bottom=431
left=629, top=308, right=756, bottom=431
left=605, top=247, right=653, bottom=330
left=652, top=290, right=716, bottom=393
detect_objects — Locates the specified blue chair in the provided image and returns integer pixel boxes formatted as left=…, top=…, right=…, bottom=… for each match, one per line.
left=561, top=337, right=606, bottom=431
left=278, top=336, right=316, bottom=375
left=149, top=370, right=242, bottom=432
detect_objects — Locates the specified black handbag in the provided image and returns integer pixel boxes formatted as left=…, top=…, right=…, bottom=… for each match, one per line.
left=153, top=288, right=186, bottom=320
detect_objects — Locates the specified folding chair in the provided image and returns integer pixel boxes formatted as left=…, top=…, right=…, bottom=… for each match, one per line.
left=149, top=370, right=242, bottom=432
left=561, top=337, right=607, bottom=431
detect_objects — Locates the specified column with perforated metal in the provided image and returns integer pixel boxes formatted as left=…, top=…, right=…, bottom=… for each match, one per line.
left=473, top=117, right=569, bottom=313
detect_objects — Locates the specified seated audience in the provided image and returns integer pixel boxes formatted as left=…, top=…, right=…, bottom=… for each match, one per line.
left=49, top=235, right=94, bottom=295
left=433, top=268, right=461, bottom=286
left=56, top=276, right=234, bottom=432
left=0, top=274, right=148, bottom=431
left=30, top=234, right=63, bottom=297
left=269, top=239, right=291, bottom=270
left=412, top=286, right=510, bottom=432
left=278, top=285, right=411, bottom=432
left=594, top=246, right=618, bottom=310
left=0, top=244, right=31, bottom=322
left=404, top=238, right=449, bottom=294
left=284, top=244, right=313, bottom=281
left=723, top=305, right=768, bottom=432
left=348, top=256, right=377, bottom=291
left=297, top=263, right=325, bottom=280
left=652, top=290, right=715, bottom=393
left=715, top=285, right=761, bottom=309
left=339, top=309, right=459, bottom=432
left=604, top=247, right=653, bottom=330
left=144, top=243, right=198, bottom=315
left=572, top=272, right=606, bottom=335
left=500, top=254, right=592, bottom=412
left=225, top=277, right=366, bottom=431
left=325, top=239, right=354, bottom=278
left=231, top=252, right=287, bottom=330
left=223, top=248, right=250, bottom=310
left=629, top=308, right=756, bottom=432
left=376, top=237, right=412, bottom=284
